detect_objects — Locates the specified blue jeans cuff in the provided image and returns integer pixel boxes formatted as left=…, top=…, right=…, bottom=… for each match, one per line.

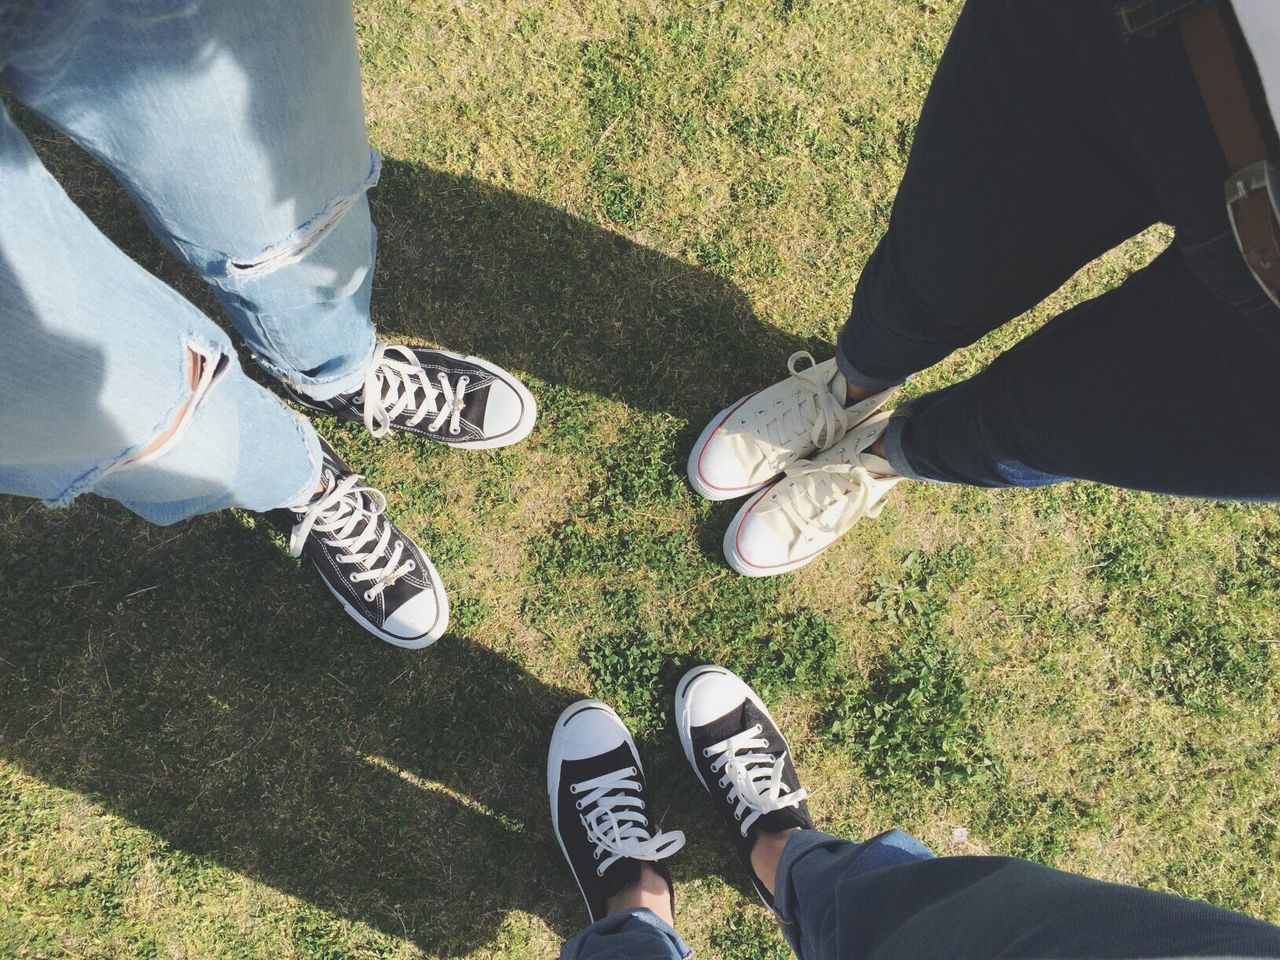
left=834, top=347, right=909, bottom=393
left=881, top=402, right=938, bottom=483
left=773, top=829, right=936, bottom=935
left=560, top=907, right=691, bottom=960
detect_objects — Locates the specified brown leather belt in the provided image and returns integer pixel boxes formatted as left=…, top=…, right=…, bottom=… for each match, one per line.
left=1180, top=0, right=1280, bottom=307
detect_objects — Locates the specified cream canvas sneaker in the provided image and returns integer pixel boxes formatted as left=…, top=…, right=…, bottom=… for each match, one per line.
left=723, top=411, right=904, bottom=576
left=687, top=351, right=895, bottom=501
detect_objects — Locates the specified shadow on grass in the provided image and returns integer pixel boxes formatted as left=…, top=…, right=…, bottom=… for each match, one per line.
left=0, top=501, right=758, bottom=954
left=0, top=129, right=818, bottom=952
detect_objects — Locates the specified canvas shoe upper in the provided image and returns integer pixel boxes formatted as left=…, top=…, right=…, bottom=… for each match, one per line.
left=548, top=700, right=685, bottom=924
left=674, top=665, right=812, bottom=908
left=270, top=437, right=449, bottom=648
left=687, top=351, right=895, bottom=501
left=724, top=410, right=903, bottom=577
left=284, top=342, right=536, bottom=448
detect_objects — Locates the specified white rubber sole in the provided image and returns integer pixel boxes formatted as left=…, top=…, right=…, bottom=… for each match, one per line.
left=721, top=486, right=824, bottom=578
left=313, top=553, right=450, bottom=649
left=546, top=700, right=643, bottom=921
left=686, top=392, right=777, bottom=502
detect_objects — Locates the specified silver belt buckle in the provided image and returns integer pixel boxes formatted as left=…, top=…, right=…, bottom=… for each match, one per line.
left=1225, top=159, right=1280, bottom=308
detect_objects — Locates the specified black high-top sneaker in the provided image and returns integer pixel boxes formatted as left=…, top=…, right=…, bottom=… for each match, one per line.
left=283, top=342, right=536, bottom=448
left=270, top=437, right=449, bottom=648
left=548, top=700, right=686, bottom=924
left=674, top=665, right=812, bottom=908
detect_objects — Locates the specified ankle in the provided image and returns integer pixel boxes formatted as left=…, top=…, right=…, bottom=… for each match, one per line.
left=844, top=377, right=879, bottom=405
left=749, top=827, right=799, bottom=898
left=604, top=863, right=673, bottom=926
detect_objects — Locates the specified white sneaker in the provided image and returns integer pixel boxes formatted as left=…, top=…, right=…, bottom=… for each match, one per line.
left=723, top=411, right=904, bottom=577
left=687, top=351, right=896, bottom=501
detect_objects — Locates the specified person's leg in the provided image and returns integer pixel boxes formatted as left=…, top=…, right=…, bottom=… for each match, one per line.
left=836, top=0, right=1163, bottom=391
left=688, top=0, right=1162, bottom=541
left=888, top=247, right=1280, bottom=497
left=675, top=667, right=1280, bottom=960
left=2, top=0, right=376, bottom=401
left=0, top=97, right=321, bottom=524
left=847, top=0, right=1280, bottom=497
left=0, top=95, right=448, bottom=646
left=769, top=829, right=1280, bottom=960
left=2, top=0, right=536, bottom=446
left=548, top=700, right=690, bottom=960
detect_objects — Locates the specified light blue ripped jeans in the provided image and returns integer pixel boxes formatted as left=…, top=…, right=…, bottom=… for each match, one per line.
left=0, top=0, right=379, bottom=524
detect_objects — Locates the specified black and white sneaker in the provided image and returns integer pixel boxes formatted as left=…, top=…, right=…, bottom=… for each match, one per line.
left=283, top=341, right=537, bottom=447
left=548, top=700, right=686, bottom=923
left=270, top=437, right=449, bottom=648
left=675, top=666, right=812, bottom=908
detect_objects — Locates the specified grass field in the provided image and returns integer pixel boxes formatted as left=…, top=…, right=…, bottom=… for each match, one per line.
left=3, top=0, right=1280, bottom=957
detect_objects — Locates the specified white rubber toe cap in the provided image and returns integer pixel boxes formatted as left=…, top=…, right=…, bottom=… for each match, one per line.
left=481, top=375, right=537, bottom=446
left=381, top=584, right=449, bottom=649
left=678, top=666, right=751, bottom=728
left=723, top=490, right=790, bottom=576
left=552, top=701, right=632, bottom=761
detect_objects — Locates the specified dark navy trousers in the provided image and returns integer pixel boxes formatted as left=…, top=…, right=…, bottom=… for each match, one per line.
left=560, top=829, right=1280, bottom=959
left=836, top=0, right=1280, bottom=498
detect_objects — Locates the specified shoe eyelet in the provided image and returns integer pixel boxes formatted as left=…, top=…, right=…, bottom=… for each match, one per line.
left=575, top=800, right=584, bottom=810
left=449, top=426, right=461, bottom=435
left=718, top=777, right=728, bottom=788
left=569, top=784, right=578, bottom=794
left=592, top=850, right=601, bottom=860
left=363, top=590, right=375, bottom=602
left=701, top=748, right=712, bottom=758
left=596, top=866, right=605, bottom=877
left=406, top=560, right=416, bottom=571
left=735, top=810, right=743, bottom=820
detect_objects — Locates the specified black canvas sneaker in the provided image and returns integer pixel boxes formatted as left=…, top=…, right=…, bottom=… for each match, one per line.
left=674, top=665, right=812, bottom=908
left=270, top=437, right=449, bottom=648
left=283, top=341, right=537, bottom=448
left=548, top=700, right=686, bottom=924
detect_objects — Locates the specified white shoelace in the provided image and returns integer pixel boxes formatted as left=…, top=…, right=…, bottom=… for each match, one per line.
left=703, top=724, right=808, bottom=837
left=777, top=459, right=896, bottom=536
left=570, top=766, right=686, bottom=876
left=288, top=472, right=416, bottom=602
left=359, top=343, right=471, bottom=439
left=771, top=351, right=857, bottom=453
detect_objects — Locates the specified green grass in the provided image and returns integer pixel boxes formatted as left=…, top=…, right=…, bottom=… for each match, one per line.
left=3, top=0, right=1280, bottom=957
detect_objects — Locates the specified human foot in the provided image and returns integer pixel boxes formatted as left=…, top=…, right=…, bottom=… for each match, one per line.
left=674, top=665, right=812, bottom=907
left=548, top=700, right=685, bottom=923
left=687, top=351, right=894, bottom=501
left=285, top=341, right=536, bottom=447
left=271, top=436, right=448, bottom=647
left=723, top=410, right=903, bottom=577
